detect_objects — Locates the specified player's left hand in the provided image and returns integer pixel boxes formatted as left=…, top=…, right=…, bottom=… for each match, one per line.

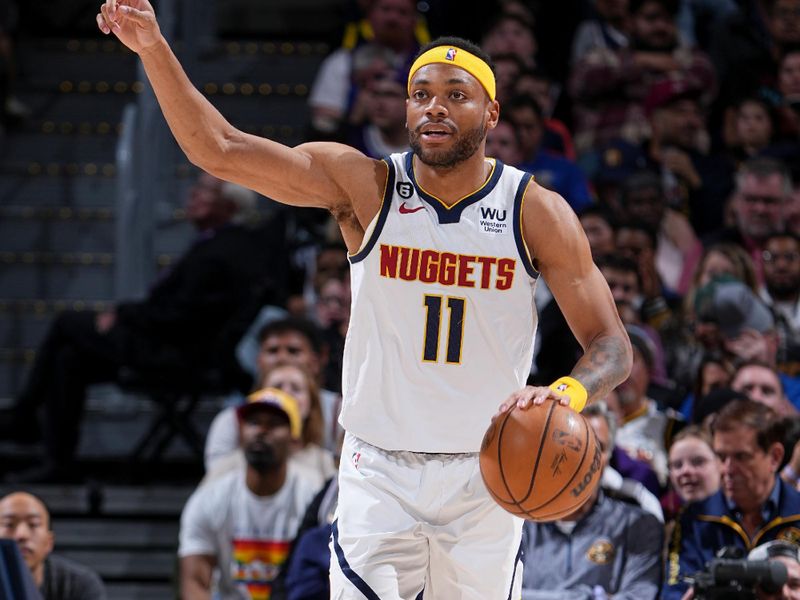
left=492, top=385, right=569, bottom=422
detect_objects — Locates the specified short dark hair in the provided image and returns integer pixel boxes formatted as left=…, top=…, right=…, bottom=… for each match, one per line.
left=596, top=254, right=643, bottom=291
left=578, top=204, right=617, bottom=230
left=257, top=317, right=324, bottom=355
left=711, top=399, right=785, bottom=454
left=414, top=37, right=495, bottom=75
left=616, top=218, right=658, bottom=249
left=630, top=0, right=680, bottom=16
left=505, top=94, right=544, bottom=121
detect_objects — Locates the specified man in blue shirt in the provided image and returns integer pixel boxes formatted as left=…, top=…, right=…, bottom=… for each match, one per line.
left=664, top=399, right=800, bottom=599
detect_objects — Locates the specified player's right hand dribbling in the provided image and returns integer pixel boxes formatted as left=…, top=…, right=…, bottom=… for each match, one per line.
left=96, top=0, right=161, bottom=55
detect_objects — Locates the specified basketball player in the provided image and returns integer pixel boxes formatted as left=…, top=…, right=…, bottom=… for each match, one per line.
left=97, top=2, right=632, bottom=597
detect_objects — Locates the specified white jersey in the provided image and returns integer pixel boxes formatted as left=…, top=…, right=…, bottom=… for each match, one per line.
left=341, top=152, right=539, bottom=453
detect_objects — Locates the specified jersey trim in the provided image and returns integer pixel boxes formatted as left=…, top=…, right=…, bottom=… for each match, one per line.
left=512, top=173, right=538, bottom=278
left=349, top=158, right=396, bottom=264
left=404, top=152, right=505, bottom=224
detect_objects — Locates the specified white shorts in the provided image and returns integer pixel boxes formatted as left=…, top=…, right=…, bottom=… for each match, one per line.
left=330, top=433, right=524, bottom=600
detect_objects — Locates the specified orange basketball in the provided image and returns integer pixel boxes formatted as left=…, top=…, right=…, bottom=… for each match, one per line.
left=479, top=399, right=602, bottom=522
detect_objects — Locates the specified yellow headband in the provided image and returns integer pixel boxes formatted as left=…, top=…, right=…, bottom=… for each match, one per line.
left=408, top=46, right=496, bottom=101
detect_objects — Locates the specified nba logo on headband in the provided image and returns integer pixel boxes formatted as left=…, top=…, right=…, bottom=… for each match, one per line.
left=445, top=48, right=457, bottom=61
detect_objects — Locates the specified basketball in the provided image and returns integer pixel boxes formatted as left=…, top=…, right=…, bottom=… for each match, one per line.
left=479, top=399, right=602, bottom=522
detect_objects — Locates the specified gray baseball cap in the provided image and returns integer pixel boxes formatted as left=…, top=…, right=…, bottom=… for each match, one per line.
left=695, top=277, right=774, bottom=339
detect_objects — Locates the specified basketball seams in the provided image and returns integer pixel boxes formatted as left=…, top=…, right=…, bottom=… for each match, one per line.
left=517, top=401, right=555, bottom=504
left=526, top=414, right=592, bottom=514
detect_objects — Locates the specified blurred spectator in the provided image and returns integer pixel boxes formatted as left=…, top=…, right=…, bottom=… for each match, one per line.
left=569, top=0, right=715, bottom=155
left=485, top=119, right=524, bottom=166
left=619, top=170, right=701, bottom=294
left=748, top=540, right=800, bottom=600
left=761, top=232, right=800, bottom=368
left=179, top=389, right=318, bottom=600
left=205, top=365, right=337, bottom=491
left=667, top=425, right=721, bottom=505
left=505, top=95, right=593, bottom=211
left=570, top=0, right=631, bottom=65
left=733, top=361, right=798, bottom=416
left=676, top=351, right=734, bottom=420
left=615, top=324, right=672, bottom=486
left=521, top=401, right=663, bottom=600
left=708, top=157, right=793, bottom=284
left=777, top=48, right=800, bottom=139
left=0, top=492, right=106, bottom=599
left=710, top=0, right=800, bottom=122
left=675, top=0, right=737, bottom=48
left=492, top=52, right=525, bottom=104
left=514, top=67, right=576, bottom=159
left=227, top=317, right=343, bottom=457
left=308, top=0, right=419, bottom=136
left=578, top=204, right=617, bottom=258
left=481, top=12, right=537, bottom=66
left=347, top=72, right=410, bottom=158
left=726, top=95, right=781, bottom=165
left=0, top=173, right=275, bottom=483
left=684, top=242, right=760, bottom=319
left=663, top=400, right=800, bottom=599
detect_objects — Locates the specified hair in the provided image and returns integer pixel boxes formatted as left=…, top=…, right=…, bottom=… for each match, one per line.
left=669, top=424, right=714, bottom=453
left=491, top=52, right=526, bottom=73
left=692, top=351, right=733, bottom=401
left=711, top=399, right=785, bottom=453
left=505, top=94, right=545, bottom=121
left=0, top=491, right=53, bottom=529
left=414, top=36, right=496, bottom=74
left=615, top=218, right=658, bottom=250
left=764, top=230, right=800, bottom=249
left=484, top=11, right=535, bottom=37
left=595, top=254, right=643, bottom=290
left=584, top=401, right=618, bottom=452
left=261, top=363, right=325, bottom=447
left=257, top=317, right=324, bottom=355
left=620, top=170, right=663, bottom=203
left=736, top=157, right=792, bottom=196
left=578, top=204, right=618, bottom=230
left=684, top=243, right=760, bottom=317
left=630, top=0, right=680, bottom=16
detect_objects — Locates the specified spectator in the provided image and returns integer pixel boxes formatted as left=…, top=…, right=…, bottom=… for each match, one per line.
left=676, top=351, right=734, bottom=420
left=732, top=361, right=798, bottom=417
left=570, top=0, right=630, bottom=65
left=347, top=72, right=410, bottom=159
left=308, top=0, right=419, bottom=136
left=0, top=492, right=106, bottom=599
left=666, top=425, right=721, bottom=507
left=569, top=0, right=715, bottom=155
left=205, top=365, right=336, bottom=490
left=761, top=232, right=800, bottom=366
left=777, top=48, right=800, bottom=140
left=727, top=95, right=781, bottom=165
left=212, top=317, right=343, bottom=462
left=748, top=540, right=800, bottom=600
left=0, top=173, right=275, bottom=483
left=179, top=389, right=318, bottom=600
left=618, top=170, right=701, bottom=295
left=578, top=204, right=617, bottom=258
left=521, top=402, right=664, bottom=599
left=506, top=95, right=594, bottom=212
left=664, top=399, right=800, bottom=599
left=481, top=11, right=537, bottom=66
left=709, top=157, right=794, bottom=284
left=485, top=118, right=524, bottom=166
left=614, top=324, right=672, bottom=486
left=513, top=67, right=576, bottom=159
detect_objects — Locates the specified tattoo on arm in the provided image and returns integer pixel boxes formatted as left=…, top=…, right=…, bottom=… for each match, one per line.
left=569, top=335, right=631, bottom=403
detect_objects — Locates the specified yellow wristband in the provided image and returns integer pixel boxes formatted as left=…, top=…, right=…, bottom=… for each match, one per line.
left=549, top=376, right=588, bottom=412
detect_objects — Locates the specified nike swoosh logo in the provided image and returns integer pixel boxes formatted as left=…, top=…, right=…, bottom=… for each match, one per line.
left=399, top=202, right=425, bottom=214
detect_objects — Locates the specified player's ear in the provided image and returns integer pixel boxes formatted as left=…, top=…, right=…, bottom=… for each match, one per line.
left=486, top=99, right=500, bottom=129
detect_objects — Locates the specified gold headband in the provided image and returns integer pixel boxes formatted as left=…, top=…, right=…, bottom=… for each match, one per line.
left=407, top=46, right=496, bottom=101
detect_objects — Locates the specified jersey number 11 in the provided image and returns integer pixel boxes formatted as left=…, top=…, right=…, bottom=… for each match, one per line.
left=422, top=295, right=465, bottom=364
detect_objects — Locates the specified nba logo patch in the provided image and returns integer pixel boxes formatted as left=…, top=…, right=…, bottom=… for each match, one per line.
left=445, top=48, right=457, bottom=61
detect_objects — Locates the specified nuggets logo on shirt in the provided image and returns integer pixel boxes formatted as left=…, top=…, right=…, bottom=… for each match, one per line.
left=231, top=538, right=291, bottom=599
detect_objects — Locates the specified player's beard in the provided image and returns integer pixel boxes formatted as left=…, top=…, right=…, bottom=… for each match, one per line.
left=409, top=124, right=487, bottom=169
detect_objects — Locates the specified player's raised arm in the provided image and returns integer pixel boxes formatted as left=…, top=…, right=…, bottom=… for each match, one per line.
left=524, top=183, right=633, bottom=405
left=96, top=0, right=381, bottom=212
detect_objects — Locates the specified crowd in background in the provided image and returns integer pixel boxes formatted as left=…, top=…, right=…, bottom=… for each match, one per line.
left=4, top=0, right=800, bottom=598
